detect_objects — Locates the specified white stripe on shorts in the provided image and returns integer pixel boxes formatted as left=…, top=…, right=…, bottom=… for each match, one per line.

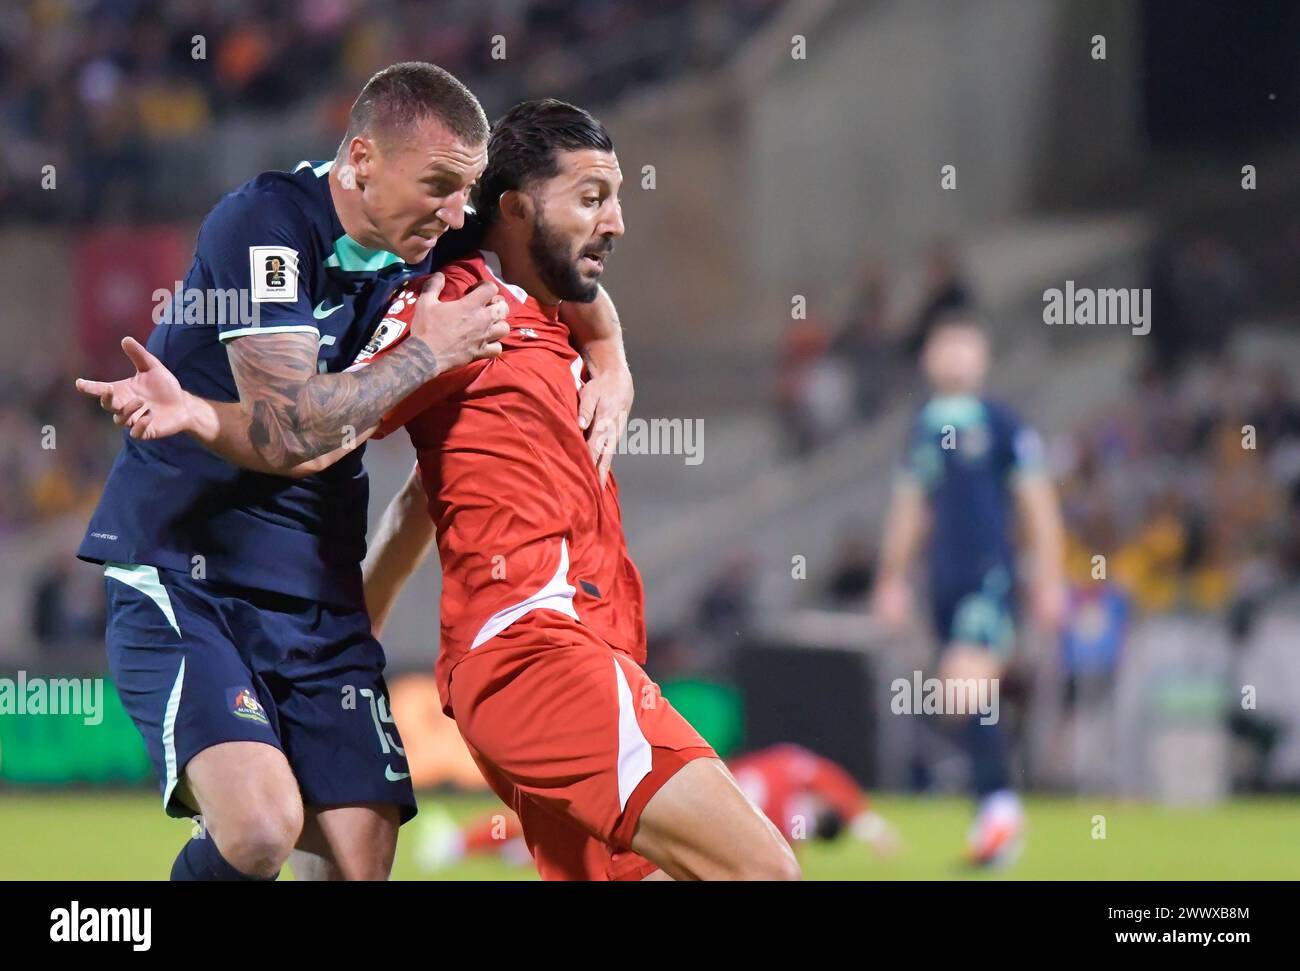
left=161, top=657, right=187, bottom=811
left=105, top=562, right=181, bottom=637
left=613, top=657, right=653, bottom=811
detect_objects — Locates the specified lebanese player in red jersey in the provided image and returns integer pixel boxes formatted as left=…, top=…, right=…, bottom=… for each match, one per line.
left=730, top=744, right=892, bottom=846
left=412, top=744, right=900, bottom=872
left=357, top=99, right=799, bottom=881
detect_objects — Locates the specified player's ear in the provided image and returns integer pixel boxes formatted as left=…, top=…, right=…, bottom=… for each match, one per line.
left=348, top=135, right=375, bottom=185
left=499, top=189, right=531, bottom=226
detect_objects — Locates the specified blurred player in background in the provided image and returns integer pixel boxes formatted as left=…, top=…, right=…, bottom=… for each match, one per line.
left=359, top=99, right=800, bottom=880
left=873, top=315, right=1066, bottom=867
left=729, top=743, right=897, bottom=852
left=72, top=64, right=633, bottom=881
left=412, top=743, right=899, bottom=872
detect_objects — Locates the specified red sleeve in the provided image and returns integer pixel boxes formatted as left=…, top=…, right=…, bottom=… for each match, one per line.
left=379, top=361, right=485, bottom=437
left=360, top=261, right=485, bottom=439
left=434, top=262, right=480, bottom=302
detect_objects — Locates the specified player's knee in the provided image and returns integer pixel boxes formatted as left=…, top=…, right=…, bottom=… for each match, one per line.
left=770, top=853, right=804, bottom=882
left=218, top=800, right=304, bottom=877
left=740, top=836, right=802, bottom=881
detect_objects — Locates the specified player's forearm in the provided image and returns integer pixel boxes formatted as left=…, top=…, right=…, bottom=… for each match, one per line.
left=877, top=484, right=927, bottom=582
left=236, top=338, right=440, bottom=467
left=197, top=334, right=442, bottom=473
left=1031, top=518, right=1066, bottom=588
left=363, top=466, right=436, bottom=636
left=1018, top=478, right=1067, bottom=586
left=562, top=285, right=628, bottom=375
left=186, top=397, right=377, bottom=477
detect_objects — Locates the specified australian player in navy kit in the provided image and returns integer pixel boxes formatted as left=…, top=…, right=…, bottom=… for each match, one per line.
left=873, top=315, right=1066, bottom=867
left=75, top=63, right=636, bottom=881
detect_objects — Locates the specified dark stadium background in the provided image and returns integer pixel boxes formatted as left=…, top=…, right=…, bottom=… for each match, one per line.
left=3, top=0, right=1300, bottom=879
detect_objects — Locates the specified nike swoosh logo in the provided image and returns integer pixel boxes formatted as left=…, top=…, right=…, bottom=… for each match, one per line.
left=385, top=766, right=410, bottom=782
left=313, top=300, right=344, bottom=319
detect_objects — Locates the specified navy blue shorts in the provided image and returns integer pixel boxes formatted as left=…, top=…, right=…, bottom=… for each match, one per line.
left=103, top=562, right=416, bottom=823
left=931, top=565, right=1018, bottom=657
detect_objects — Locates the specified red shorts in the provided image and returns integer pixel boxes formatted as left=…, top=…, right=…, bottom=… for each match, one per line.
left=446, top=610, right=717, bottom=881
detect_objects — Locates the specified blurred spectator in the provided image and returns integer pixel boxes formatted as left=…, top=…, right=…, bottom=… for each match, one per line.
left=1055, top=583, right=1129, bottom=793
left=823, top=523, right=876, bottom=609
left=1147, top=233, right=1252, bottom=375
left=695, top=547, right=760, bottom=641
left=904, top=238, right=973, bottom=358
left=1251, top=366, right=1300, bottom=447
left=775, top=312, right=854, bottom=456
left=831, top=258, right=901, bottom=418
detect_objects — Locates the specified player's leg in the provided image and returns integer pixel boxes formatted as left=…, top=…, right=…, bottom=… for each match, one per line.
left=258, top=597, right=417, bottom=880
left=288, top=803, right=400, bottom=880
left=179, top=741, right=304, bottom=878
left=940, top=587, right=1023, bottom=865
left=939, top=640, right=1011, bottom=793
left=103, top=564, right=302, bottom=880
left=449, top=619, right=800, bottom=881
left=629, top=757, right=800, bottom=881
left=611, top=651, right=800, bottom=880
left=505, top=774, right=669, bottom=881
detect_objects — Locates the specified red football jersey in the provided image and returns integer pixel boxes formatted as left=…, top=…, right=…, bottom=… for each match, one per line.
left=352, top=251, right=647, bottom=712
left=729, top=744, right=866, bottom=840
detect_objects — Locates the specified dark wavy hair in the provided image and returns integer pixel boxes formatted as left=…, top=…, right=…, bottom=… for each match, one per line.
left=474, top=99, right=614, bottom=225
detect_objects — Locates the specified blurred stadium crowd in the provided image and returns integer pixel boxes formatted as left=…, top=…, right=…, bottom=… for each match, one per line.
left=3, top=359, right=113, bottom=648
left=0, top=0, right=782, bottom=221
left=766, top=229, right=1300, bottom=623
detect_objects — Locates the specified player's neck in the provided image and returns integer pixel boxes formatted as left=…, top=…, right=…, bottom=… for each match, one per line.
left=327, top=164, right=392, bottom=254
left=481, top=225, right=562, bottom=309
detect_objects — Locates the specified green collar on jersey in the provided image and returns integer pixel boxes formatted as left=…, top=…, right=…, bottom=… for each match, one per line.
left=922, top=394, right=986, bottom=431
left=293, top=159, right=407, bottom=273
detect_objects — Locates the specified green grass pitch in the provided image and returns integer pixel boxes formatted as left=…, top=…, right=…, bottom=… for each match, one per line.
left=2, top=790, right=1297, bottom=880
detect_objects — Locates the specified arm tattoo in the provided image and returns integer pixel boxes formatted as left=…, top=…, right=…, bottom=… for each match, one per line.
left=227, top=332, right=439, bottom=467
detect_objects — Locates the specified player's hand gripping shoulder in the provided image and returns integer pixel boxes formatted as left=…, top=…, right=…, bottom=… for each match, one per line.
left=75, top=273, right=509, bottom=477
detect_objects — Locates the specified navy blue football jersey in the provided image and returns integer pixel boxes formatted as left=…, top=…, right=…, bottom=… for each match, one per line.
left=900, top=395, right=1045, bottom=597
left=79, top=160, right=469, bottom=607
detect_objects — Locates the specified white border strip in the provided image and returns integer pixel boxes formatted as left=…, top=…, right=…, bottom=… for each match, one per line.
left=613, top=657, right=653, bottom=810
left=470, top=539, right=578, bottom=649
left=218, top=323, right=321, bottom=343
left=161, top=658, right=187, bottom=811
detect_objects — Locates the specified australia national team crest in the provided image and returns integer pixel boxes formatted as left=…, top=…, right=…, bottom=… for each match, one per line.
left=227, top=687, right=270, bottom=725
